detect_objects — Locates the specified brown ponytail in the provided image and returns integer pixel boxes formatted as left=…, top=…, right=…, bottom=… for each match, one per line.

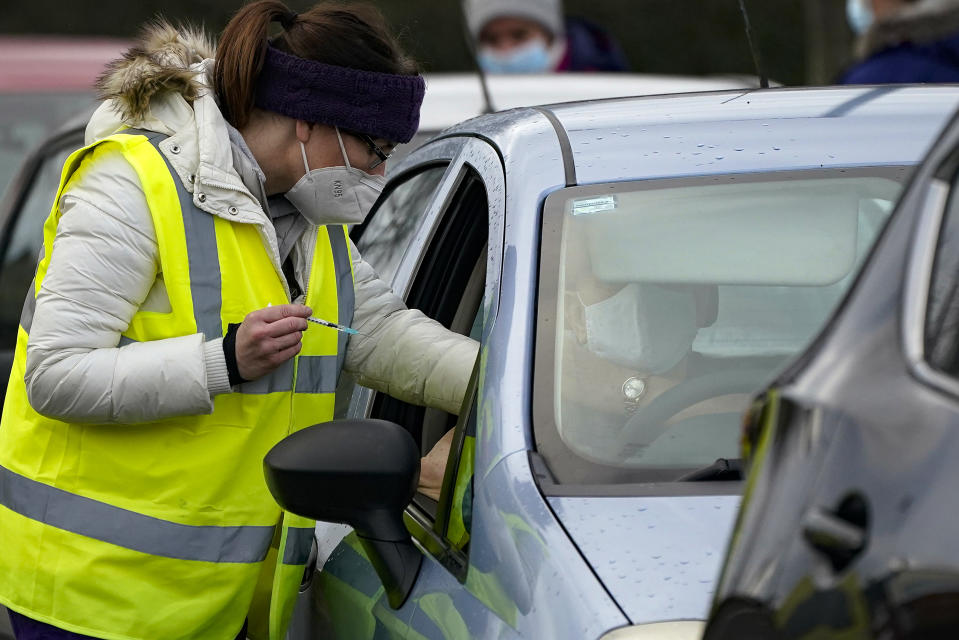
left=213, top=0, right=419, bottom=129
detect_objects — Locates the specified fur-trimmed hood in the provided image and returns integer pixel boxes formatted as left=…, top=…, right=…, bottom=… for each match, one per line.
left=85, top=20, right=265, bottom=236
left=96, top=20, right=215, bottom=123
left=859, top=0, right=959, bottom=58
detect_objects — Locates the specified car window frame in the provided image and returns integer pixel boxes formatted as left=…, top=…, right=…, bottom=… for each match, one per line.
left=378, top=165, right=488, bottom=581
left=405, top=363, right=479, bottom=583
left=904, top=147, right=959, bottom=397
left=351, top=136, right=506, bottom=582
left=349, top=161, right=450, bottom=282
left=342, top=139, right=471, bottom=421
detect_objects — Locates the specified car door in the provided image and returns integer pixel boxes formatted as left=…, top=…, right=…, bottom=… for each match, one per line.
left=288, top=135, right=511, bottom=640
left=706, top=110, right=959, bottom=639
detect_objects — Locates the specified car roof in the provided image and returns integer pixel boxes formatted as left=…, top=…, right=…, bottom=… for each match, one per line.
left=444, top=85, right=959, bottom=184
left=418, top=72, right=754, bottom=132
left=0, top=36, right=130, bottom=91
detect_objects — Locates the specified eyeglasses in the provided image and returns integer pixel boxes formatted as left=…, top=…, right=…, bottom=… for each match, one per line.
left=349, top=131, right=393, bottom=170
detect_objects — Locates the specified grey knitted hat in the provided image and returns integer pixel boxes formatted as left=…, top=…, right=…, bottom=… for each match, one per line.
left=465, top=0, right=564, bottom=40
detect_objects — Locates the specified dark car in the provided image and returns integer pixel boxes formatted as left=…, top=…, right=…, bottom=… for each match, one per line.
left=703, top=103, right=959, bottom=637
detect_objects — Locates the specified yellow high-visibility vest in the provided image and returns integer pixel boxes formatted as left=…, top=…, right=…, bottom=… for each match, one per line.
left=0, top=131, right=353, bottom=640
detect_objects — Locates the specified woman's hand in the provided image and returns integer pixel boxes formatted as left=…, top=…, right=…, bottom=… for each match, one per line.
left=235, top=304, right=312, bottom=381
left=419, top=429, right=455, bottom=501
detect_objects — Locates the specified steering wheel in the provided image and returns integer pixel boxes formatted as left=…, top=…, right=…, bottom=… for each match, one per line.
left=615, top=368, right=772, bottom=459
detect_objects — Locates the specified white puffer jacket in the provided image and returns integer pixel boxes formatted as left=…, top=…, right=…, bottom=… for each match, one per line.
left=23, top=26, right=478, bottom=424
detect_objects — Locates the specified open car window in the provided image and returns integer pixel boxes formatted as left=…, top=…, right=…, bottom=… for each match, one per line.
left=353, top=163, right=448, bottom=284
left=367, top=164, right=490, bottom=580
left=343, top=135, right=504, bottom=579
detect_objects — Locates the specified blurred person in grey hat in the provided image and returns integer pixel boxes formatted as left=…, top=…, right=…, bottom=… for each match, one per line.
left=465, top=0, right=629, bottom=73
left=840, top=0, right=959, bottom=82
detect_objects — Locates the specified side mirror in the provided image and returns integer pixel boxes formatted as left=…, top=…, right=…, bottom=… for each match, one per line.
left=263, top=419, right=423, bottom=609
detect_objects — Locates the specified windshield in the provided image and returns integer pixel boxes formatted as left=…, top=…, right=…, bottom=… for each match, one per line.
left=0, top=92, right=93, bottom=198
left=533, top=167, right=909, bottom=485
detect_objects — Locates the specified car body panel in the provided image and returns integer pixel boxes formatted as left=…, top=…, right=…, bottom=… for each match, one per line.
left=549, top=495, right=740, bottom=622
left=548, top=86, right=959, bottom=184
left=407, top=450, right=632, bottom=638
left=473, top=111, right=567, bottom=477
left=417, top=73, right=754, bottom=132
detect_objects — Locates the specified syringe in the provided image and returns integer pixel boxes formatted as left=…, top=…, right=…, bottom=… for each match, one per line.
left=307, top=316, right=363, bottom=336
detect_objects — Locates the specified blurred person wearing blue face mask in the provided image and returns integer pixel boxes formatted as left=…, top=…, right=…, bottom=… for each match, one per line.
left=465, top=0, right=629, bottom=73
left=840, top=0, right=959, bottom=83
left=477, top=17, right=557, bottom=73
left=846, top=0, right=876, bottom=34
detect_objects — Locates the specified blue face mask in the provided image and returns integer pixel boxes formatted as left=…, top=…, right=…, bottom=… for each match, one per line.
left=478, top=39, right=552, bottom=74
left=846, top=0, right=874, bottom=35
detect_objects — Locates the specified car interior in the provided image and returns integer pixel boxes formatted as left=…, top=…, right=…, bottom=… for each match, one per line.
left=541, top=174, right=901, bottom=484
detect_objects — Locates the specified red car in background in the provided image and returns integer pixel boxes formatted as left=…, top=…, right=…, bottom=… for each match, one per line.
left=0, top=36, right=128, bottom=196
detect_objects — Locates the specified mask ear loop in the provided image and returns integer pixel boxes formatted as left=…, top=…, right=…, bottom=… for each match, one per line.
left=334, top=127, right=354, bottom=170
left=298, top=141, right=313, bottom=183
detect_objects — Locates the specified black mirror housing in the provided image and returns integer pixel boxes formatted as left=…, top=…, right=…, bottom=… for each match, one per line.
left=264, top=419, right=423, bottom=608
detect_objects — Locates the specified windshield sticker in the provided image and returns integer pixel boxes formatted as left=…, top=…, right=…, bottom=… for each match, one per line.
left=572, top=195, right=617, bottom=216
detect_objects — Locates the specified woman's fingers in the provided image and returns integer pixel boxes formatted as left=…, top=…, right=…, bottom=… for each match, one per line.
left=235, top=304, right=311, bottom=380
left=264, top=315, right=309, bottom=338
left=271, top=330, right=304, bottom=353
left=418, top=429, right=455, bottom=501
left=272, top=341, right=302, bottom=364
left=253, top=304, right=310, bottom=338
left=255, top=303, right=312, bottom=323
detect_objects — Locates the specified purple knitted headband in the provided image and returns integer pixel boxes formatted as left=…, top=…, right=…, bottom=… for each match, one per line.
left=254, top=45, right=426, bottom=143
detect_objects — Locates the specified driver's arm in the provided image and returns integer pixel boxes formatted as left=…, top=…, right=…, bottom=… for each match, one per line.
left=418, top=429, right=455, bottom=501
left=344, top=240, right=479, bottom=415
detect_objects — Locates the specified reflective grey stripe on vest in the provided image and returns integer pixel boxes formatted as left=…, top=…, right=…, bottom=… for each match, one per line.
left=19, top=245, right=45, bottom=333
left=20, top=278, right=36, bottom=333
left=293, top=225, right=354, bottom=394
left=282, top=527, right=316, bottom=565
left=239, top=359, right=295, bottom=394
left=329, top=225, right=355, bottom=381
left=134, top=131, right=222, bottom=342
left=0, top=464, right=273, bottom=563
left=294, top=355, right=339, bottom=394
